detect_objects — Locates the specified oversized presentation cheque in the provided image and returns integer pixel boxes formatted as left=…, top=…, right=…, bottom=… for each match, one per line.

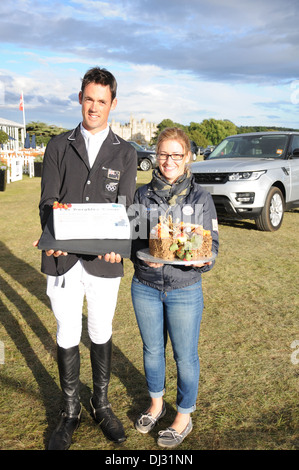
left=38, top=203, right=132, bottom=257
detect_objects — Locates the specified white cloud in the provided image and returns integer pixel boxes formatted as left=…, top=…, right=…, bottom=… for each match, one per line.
left=70, top=0, right=128, bottom=18
left=0, top=0, right=299, bottom=129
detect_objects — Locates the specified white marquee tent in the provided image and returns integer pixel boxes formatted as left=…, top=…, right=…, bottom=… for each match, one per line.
left=0, top=117, right=25, bottom=151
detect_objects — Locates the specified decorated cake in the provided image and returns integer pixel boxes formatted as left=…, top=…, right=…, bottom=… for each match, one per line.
left=149, top=216, right=212, bottom=261
left=52, top=201, right=130, bottom=240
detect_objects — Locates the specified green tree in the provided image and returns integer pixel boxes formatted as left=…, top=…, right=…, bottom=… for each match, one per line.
left=237, top=125, right=299, bottom=134
left=150, top=119, right=187, bottom=146
left=198, top=119, right=237, bottom=145
left=0, top=130, right=9, bottom=146
left=222, top=119, right=238, bottom=136
left=187, top=122, right=209, bottom=147
left=26, top=121, right=69, bottom=146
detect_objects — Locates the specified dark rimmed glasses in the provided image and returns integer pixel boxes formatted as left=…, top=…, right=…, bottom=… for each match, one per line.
left=157, top=153, right=185, bottom=161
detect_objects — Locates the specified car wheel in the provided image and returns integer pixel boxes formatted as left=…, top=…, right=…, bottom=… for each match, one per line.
left=255, top=187, right=284, bottom=231
left=140, top=158, right=152, bottom=171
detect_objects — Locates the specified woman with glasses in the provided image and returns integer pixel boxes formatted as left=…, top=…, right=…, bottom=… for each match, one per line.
left=131, top=127, right=219, bottom=448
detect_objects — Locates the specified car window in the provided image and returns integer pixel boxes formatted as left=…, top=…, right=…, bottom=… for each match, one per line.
left=290, top=135, right=299, bottom=156
left=209, top=134, right=288, bottom=159
left=129, top=141, right=143, bottom=151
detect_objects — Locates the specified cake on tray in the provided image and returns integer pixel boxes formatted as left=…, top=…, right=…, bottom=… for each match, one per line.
left=149, top=216, right=212, bottom=261
left=52, top=202, right=130, bottom=240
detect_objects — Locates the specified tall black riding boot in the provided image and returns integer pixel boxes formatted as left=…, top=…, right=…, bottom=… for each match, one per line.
left=48, top=345, right=82, bottom=450
left=90, top=338, right=126, bottom=443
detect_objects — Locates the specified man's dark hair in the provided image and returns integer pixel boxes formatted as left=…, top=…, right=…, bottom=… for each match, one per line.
left=81, top=67, right=117, bottom=101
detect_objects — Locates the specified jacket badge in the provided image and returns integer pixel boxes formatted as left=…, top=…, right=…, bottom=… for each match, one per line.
left=106, top=182, right=118, bottom=192
left=107, top=169, right=120, bottom=180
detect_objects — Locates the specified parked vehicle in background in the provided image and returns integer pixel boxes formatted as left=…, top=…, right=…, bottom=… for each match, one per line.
left=191, top=132, right=299, bottom=231
left=190, top=141, right=198, bottom=161
left=203, top=145, right=216, bottom=160
left=128, top=141, right=156, bottom=171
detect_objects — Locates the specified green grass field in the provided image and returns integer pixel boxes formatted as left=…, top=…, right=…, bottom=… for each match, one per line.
left=0, top=173, right=298, bottom=450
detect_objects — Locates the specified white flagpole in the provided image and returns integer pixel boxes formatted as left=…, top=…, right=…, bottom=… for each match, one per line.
left=20, top=91, right=26, bottom=148
left=22, top=91, right=26, bottom=132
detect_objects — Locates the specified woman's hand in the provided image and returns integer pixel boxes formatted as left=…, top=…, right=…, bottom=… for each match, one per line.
left=188, top=261, right=212, bottom=267
left=145, top=261, right=163, bottom=268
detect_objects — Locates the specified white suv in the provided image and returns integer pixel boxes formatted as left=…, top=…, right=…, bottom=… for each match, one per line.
left=191, top=132, right=299, bottom=231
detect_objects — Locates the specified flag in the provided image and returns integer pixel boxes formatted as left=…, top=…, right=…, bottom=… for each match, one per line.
left=19, top=93, right=24, bottom=111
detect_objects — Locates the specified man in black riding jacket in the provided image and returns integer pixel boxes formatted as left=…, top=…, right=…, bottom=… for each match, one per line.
left=38, top=67, right=137, bottom=450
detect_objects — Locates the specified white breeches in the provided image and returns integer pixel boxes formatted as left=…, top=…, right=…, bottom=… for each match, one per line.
left=47, top=260, right=121, bottom=349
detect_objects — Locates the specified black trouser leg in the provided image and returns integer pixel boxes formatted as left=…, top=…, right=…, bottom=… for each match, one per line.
left=90, top=338, right=126, bottom=443
left=48, top=345, right=82, bottom=450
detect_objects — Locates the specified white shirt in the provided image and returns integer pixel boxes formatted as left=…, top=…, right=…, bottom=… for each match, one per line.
left=80, top=123, right=110, bottom=168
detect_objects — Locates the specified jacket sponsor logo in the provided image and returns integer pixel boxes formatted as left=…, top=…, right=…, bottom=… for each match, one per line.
left=106, top=182, right=118, bottom=192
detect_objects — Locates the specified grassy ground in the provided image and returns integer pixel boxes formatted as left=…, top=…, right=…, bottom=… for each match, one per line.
left=0, top=173, right=298, bottom=451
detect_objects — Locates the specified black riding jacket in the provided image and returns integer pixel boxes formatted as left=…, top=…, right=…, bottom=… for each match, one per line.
left=39, top=125, right=137, bottom=278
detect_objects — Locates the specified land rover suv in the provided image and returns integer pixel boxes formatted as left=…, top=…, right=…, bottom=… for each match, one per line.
left=191, top=132, right=299, bottom=231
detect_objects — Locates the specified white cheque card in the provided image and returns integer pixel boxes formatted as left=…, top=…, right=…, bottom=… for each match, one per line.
left=53, top=203, right=130, bottom=240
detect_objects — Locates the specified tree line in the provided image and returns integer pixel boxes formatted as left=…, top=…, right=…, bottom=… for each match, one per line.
left=150, top=118, right=299, bottom=148
left=0, top=122, right=69, bottom=147
left=2, top=119, right=297, bottom=148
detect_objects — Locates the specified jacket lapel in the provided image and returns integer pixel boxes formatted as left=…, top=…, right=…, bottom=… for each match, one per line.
left=68, top=125, right=90, bottom=170
left=89, top=128, right=120, bottom=175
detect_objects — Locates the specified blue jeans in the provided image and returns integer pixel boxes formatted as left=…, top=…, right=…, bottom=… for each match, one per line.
left=131, top=277, right=204, bottom=413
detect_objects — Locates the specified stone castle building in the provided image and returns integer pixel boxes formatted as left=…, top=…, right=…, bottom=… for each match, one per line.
left=110, top=115, right=158, bottom=144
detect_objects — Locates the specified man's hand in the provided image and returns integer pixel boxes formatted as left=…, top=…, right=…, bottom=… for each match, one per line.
left=46, top=249, right=68, bottom=257
left=32, top=240, right=68, bottom=257
left=98, top=252, right=122, bottom=263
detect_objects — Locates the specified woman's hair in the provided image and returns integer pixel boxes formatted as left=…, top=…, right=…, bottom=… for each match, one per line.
left=156, top=127, right=191, bottom=155
left=81, top=67, right=117, bottom=101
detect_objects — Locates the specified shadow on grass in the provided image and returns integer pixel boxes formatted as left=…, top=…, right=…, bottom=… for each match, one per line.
left=218, top=218, right=257, bottom=230
left=218, top=208, right=299, bottom=231
left=0, top=241, right=62, bottom=447
left=0, top=241, right=152, bottom=448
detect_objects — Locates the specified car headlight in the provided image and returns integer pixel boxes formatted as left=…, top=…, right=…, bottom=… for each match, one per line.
left=228, top=171, right=266, bottom=181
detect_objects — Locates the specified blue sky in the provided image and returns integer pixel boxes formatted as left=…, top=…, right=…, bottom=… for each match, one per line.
left=1, top=0, right=299, bottom=130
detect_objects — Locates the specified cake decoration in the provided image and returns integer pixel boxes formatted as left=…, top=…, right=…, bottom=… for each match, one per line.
left=149, top=216, right=212, bottom=261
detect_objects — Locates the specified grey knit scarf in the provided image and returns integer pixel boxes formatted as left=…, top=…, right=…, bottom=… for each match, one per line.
left=150, top=168, right=192, bottom=206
